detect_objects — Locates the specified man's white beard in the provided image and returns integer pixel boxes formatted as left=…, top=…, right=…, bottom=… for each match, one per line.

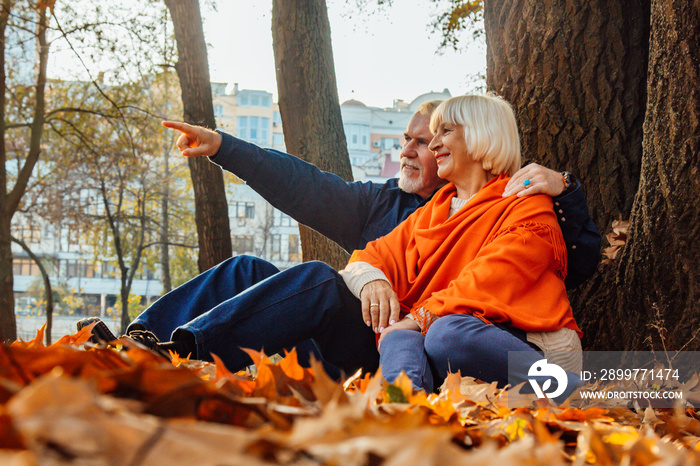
left=398, top=174, right=424, bottom=194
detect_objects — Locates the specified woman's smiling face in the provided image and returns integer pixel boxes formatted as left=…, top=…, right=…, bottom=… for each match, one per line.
left=428, top=122, right=471, bottom=182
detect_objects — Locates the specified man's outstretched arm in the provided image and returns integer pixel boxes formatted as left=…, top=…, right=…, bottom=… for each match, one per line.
left=162, top=121, right=375, bottom=253
left=504, top=163, right=602, bottom=289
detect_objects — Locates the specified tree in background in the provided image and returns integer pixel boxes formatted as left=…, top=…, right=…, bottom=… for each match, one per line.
left=163, top=0, right=232, bottom=273
left=271, top=0, right=354, bottom=271
left=1, top=0, right=183, bottom=341
left=0, top=1, right=51, bottom=341
left=481, top=0, right=698, bottom=350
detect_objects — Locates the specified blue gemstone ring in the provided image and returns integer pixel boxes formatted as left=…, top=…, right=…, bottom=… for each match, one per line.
left=523, top=179, right=532, bottom=187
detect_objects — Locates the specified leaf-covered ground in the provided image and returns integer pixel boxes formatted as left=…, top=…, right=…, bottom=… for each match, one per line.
left=1, top=326, right=699, bottom=465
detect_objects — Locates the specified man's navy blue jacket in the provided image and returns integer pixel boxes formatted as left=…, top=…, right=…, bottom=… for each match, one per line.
left=212, top=133, right=601, bottom=289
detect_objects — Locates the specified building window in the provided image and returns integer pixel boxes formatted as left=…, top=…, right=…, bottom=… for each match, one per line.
left=232, top=235, right=254, bottom=253
left=236, top=116, right=270, bottom=145
left=288, top=235, right=300, bottom=261
left=237, top=92, right=271, bottom=108
left=214, top=105, right=223, bottom=117
left=13, top=258, right=40, bottom=276
left=261, top=118, right=269, bottom=143
left=273, top=111, right=282, bottom=126
left=65, top=260, right=96, bottom=279
left=249, top=116, right=259, bottom=140
left=234, top=202, right=255, bottom=219
left=237, top=116, right=248, bottom=138
left=273, top=133, right=285, bottom=147
left=275, top=211, right=293, bottom=226
left=13, top=225, right=42, bottom=244
left=382, top=137, right=400, bottom=150
left=270, top=234, right=282, bottom=260
left=344, top=124, right=370, bottom=151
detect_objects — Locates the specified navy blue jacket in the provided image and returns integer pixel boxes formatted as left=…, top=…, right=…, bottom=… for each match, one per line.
left=211, top=132, right=601, bottom=289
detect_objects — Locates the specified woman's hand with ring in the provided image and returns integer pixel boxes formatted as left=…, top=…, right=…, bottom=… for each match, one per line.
left=359, top=279, right=400, bottom=333
left=503, top=163, right=567, bottom=197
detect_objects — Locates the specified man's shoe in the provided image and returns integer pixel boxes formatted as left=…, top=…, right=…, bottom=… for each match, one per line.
left=76, top=317, right=118, bottom=344
left=125, top=328, right=175, bottom=360
left=76, top=317, right=180, bottom=360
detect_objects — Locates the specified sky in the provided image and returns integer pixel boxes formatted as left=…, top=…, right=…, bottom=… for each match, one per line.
left=201, top=0, right=486, bottom=109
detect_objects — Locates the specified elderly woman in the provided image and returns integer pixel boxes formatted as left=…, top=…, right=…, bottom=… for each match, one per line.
left=340, top=94, right=582, bottom=393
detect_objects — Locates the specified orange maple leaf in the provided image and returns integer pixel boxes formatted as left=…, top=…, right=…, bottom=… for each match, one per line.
left=11, top=325, right=46, bottom=349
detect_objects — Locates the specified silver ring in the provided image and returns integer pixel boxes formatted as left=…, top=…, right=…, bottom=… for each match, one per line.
left=523, top=179, right=532, bottom=187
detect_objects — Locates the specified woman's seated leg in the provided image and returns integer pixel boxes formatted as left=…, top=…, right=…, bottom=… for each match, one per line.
left=423, top=314, right=541, bottom=387
left=424, top=315, right=580, bottom=401
left=379, top=329, right=434, bottom=393
left=129, top=255, right=280, bottom=341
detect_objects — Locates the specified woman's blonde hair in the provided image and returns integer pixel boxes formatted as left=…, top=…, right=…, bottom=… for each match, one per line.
left=429, top=93, right=521, bottom=176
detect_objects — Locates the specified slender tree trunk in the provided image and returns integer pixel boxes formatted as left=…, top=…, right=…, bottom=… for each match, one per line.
left=0, top=4, right=49, bottom=341
left=164, top=0, right=232, bottom=272
left=160, top=144, right=172, bottom=294
left=0, top=0, right=10, bottom=343
left=271, top=0, right=353, bottom=270
left=484, top=0, right=649, bottom=231
left=11, top=237, right=53, bottom=345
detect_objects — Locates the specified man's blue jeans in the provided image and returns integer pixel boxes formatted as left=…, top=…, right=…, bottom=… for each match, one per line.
left=129, top=256, right=378, bottom=376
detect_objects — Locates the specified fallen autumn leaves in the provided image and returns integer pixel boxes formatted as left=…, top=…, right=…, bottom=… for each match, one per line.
left=1, top=327, right=699, bottom=465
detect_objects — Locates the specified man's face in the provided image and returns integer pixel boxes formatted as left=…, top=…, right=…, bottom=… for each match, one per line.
left=398, top=113, right=444, bottom=199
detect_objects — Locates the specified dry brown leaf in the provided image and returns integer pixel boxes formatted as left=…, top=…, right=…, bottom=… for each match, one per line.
left=602, top=216, right=630, bottom=265
left=3, top=327, right=700, bottom=464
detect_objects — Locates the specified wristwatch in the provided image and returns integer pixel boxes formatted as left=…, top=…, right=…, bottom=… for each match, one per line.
left=561, top=171, right=577, bottom=194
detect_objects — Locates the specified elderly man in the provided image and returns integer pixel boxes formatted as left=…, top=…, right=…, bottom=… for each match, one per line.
left=80, top=101, right=600, bottom=377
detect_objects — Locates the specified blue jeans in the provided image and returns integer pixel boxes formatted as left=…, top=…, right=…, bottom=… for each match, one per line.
left=130, top=256, right=378, bottom=376
left=380, top=314, right=580, bottom=400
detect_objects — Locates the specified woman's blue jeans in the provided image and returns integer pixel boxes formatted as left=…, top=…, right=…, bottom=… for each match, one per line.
left=129, top=255, right=378, bottom=377
left=379, top=314, right=580, bottom=401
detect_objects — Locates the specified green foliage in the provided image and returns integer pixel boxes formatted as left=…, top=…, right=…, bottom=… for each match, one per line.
left=114, top=293, right=147, bottom=320
left=429, top=0, right=484, bottom=52
left=170, top=246, right=199, bottom=289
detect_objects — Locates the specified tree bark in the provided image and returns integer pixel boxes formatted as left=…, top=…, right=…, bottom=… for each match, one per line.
left=606, top=0, right=700, bottom=351
left=484, top=0, right=649, bottom=231
left=0, top=1, right=12, bottom=343
left=272, top=0, right=353, bottom=271
left=485, top=0, right=700, bottom=351
left=164, top=0, right=232, bottom=273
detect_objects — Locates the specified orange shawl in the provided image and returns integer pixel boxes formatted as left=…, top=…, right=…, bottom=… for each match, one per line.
left=349, top=174, right=582, bottom=337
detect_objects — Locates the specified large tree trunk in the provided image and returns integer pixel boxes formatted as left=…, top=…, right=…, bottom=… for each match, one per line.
left=484, top=0, right=649, bottom=231
left=485, top=0, right=699, bottom=351
left=272, top=0, right=353, bottom=271
left=604, top=0, right=700, bottom=351
left=164, top=0, right=232, bottom=273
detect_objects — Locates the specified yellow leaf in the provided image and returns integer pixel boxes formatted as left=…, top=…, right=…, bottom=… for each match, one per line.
left=603, top=429, right=638, bottom=446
